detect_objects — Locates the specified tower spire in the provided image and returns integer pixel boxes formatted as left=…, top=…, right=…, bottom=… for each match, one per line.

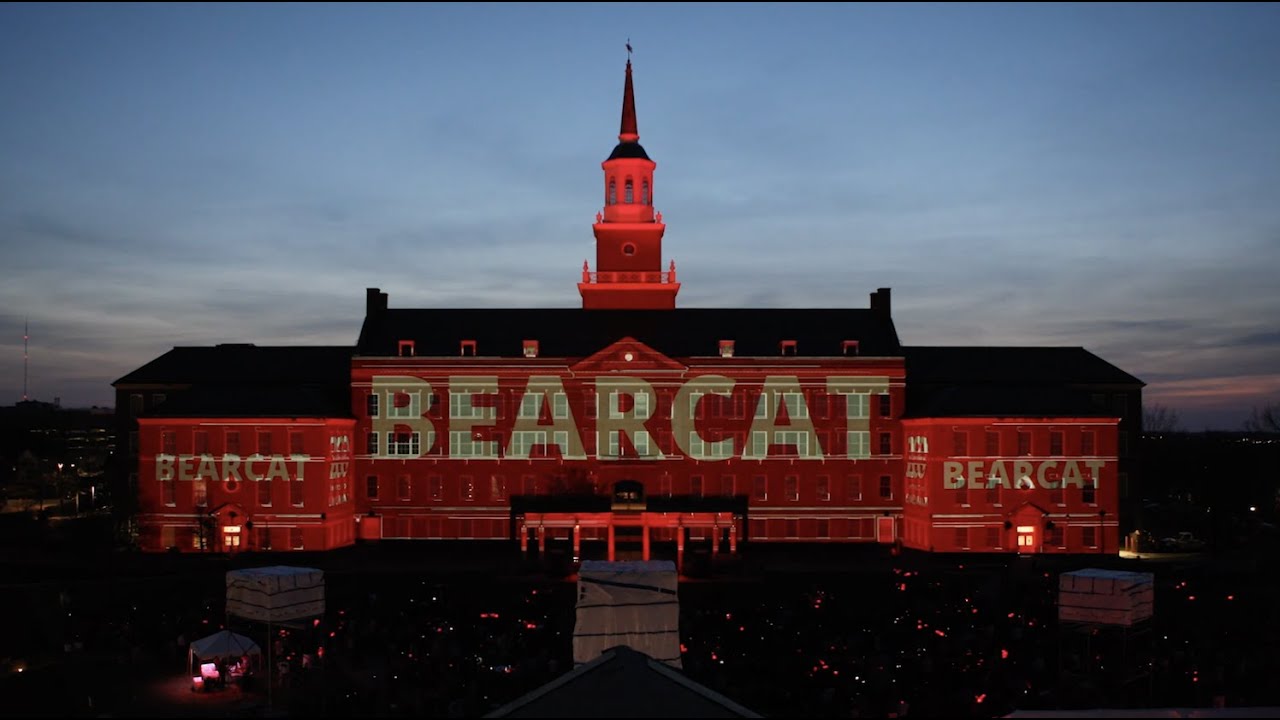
left=619, top=42, right=639, bottom=143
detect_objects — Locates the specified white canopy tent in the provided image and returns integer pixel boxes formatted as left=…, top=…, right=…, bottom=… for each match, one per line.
left=187, top=630, right=261, bottom=674
left=573, top=560, right=681, bottom=669
left=225, top=566, right=325, bottom=623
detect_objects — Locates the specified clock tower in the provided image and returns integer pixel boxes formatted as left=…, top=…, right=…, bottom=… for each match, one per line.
left=578, top=53, right=680, bottom=310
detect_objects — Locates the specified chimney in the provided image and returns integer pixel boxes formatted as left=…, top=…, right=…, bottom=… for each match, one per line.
left=870, top=288, right=892, bottom=318
left=366, top=288, right=388, bottom=319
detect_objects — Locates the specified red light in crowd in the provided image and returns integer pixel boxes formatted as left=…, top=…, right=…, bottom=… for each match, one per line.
left=1001, top=649, right=1009, bottom=659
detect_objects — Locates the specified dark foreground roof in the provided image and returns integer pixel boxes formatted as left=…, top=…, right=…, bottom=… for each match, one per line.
left=359, top=308, right=902, bottom=358
left=485, top=645, right=761, bottom=718
left=146, top=386, right=350, bottom=418
left=906, top=385, right=1115, bottom=419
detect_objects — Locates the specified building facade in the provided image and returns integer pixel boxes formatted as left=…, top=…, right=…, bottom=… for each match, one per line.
left=115, top=58, right=1142, bottom=558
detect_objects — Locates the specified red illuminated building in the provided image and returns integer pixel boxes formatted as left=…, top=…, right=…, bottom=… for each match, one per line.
left=114, top=57, right=1143, bottom=559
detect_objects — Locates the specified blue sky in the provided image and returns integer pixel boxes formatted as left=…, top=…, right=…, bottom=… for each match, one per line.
left=1, top=3, right=1277, bottom=429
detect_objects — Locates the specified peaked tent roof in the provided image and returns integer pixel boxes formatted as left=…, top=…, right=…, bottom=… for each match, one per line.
left=189, top=630, right=261, bottom=659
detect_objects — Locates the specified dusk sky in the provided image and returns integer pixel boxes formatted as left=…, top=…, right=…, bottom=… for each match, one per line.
left=1, top=3, right=1277, bottom=429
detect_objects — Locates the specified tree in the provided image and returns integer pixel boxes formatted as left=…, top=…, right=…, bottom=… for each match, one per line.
left=1244, top=402, right=1280, bottom=432
left=1143, top=403, right=1181, bottom=433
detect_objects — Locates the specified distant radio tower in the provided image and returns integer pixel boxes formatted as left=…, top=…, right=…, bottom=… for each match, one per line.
left=23, top=317, right=29, bottom=401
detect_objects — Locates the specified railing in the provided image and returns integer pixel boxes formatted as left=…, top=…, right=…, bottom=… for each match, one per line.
left=583, top=271, right=673, bottom=284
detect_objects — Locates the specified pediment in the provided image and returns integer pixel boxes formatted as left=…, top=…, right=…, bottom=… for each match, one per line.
left=571, top=337, right=687, bottom=373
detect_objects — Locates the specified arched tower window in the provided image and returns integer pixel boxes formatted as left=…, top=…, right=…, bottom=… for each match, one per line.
left=608, top=180, right=616, bottom=206
left=625, top=179, right=634, bottom=204
left=641, top=179, right=649, bottom=205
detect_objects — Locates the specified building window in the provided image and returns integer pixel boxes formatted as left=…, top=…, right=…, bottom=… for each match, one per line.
left=492, top=474, right=506, bottom=501
left=1112, top=393, right=1128, bottom=417
left=846, top=393, right=869, bottom=419
left=608, top=180, right=616, bottom=205
left=641, top=179, right=649, bottom=205
left=878, top=393, right=891, bottom=418
left=1051, top=483, right=1064, bottom=506
left=846, top=474, right=862, bottom=501
left=367, top=432, right=379, bottom=455
left=366, top=475, right=379, bottom=499
left=785, top=475, right=799, bottom=501
left=290, top=528, right=303, bottom=550
left=841, top=340, right=859, bottom=356
left=625, top=179, right=633, bottom=203
left=367, top=393, right=379, bottom=417
left=225, top=430, right=240, bottom=456
left=390, top=432, right=420, bottom=456
left=1082, top=482, right=1096, bottom=505
left=1017, top=431, right=1031, bottom=457
left=719, top=340, right=734, bottom=357
left=152, top=393, right=166, bottom=406
left=193, top=478, right=208, bottom=507
left=258, top=477, right=272, bottom=506
left=129, top=431, right=139, bottom=457
left=878, top=432, right=892, bottom=456
left=1049, top=525, right=1064, bottom=547
left=290, top=432, right=305, bottom=456
left=780, top=340, right=797, bottom=356
left=523, top=340, right=539, bottom=358
left=955, top=483, right=967, bottom=506
left=1119, top=432, right=1129, bottom=457
left=690, top=475, right=703, bottom=497
left=721, top=475, right=735, bottom=497
left=194, top=430, right=209, bottom=455
left=398, top=340, right=415, bottom=357
left=430, top=475, right=443, bottom=501
left=1083, top=525, right=1098, bottom=548
left=953, top=431, right=968, bottom=457
left=879, top=475, right=892, bottom=500
left=817, top=475, right=830, bottom=501
left=553, top=392, right=570, bottom=419
left=987, top=483, right=1000, bottom=506
left=986, top=526, right=1001, bottom=549
left=130, top=393, right=144, bottom=416
left=162, top=431, right=177, bottom=456
left=258, top=431, right=272, bottom=456
left=954, top=527, right=968, bottom=549
left=1081, top=430, right=1095, bottom=455
left=985, top=430, right=1000, bottom=456
left=817, top=519, right=829, bottom=538
left=461, top=475, right=475, bottom=501
left=1120, top=472, right=1130, bottom=499
left=783, top=392, right=808, bottom=419
left=397, top=475, right=411, bottom=501
left=162, top=477, right=176, bottom=506
left=1050, top=431, right=1064, bottom=456
left=660, top=474, right=672, bottom=497
left=753, top=475, right=768, bottom=501
left=290, top=478, right=303, bottom=506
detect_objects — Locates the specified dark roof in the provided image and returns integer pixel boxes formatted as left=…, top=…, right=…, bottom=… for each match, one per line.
left=485, top=645, right=761, bottom=718
left=905, top=385, right=1114, bottom=419
left=606, top=141, right=651, bottom=161
left=359, top=308, right=901, bottom=358
left=146, top=386, right=350, bottom=418
left=114, top=345, right=354, bottom=386
left=904, top=346, right=1143, bottom=386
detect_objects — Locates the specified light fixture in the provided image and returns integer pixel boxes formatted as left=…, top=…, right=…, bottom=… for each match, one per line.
left=624, top=352, right=634, bottom=362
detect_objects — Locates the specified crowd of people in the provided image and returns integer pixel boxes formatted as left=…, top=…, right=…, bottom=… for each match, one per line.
left=3, top=547, right=1278, bottom=717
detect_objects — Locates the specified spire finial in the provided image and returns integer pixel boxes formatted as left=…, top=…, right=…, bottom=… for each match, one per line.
left=619, top=42, right=639, bottom=143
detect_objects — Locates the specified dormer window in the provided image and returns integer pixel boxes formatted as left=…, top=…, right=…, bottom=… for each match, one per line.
left=842, top=340, right=860, bottom=356
left=719, top=340, right=735, bottom=358
left=398, top=340, right=415, bottom=357
left=780, top=340, right=797, bottom=356
left=523, top=340, right=539, bottom=358
left=625, top=179, right=634, bottom=203
left=460, top=340, right=477, bottom=356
